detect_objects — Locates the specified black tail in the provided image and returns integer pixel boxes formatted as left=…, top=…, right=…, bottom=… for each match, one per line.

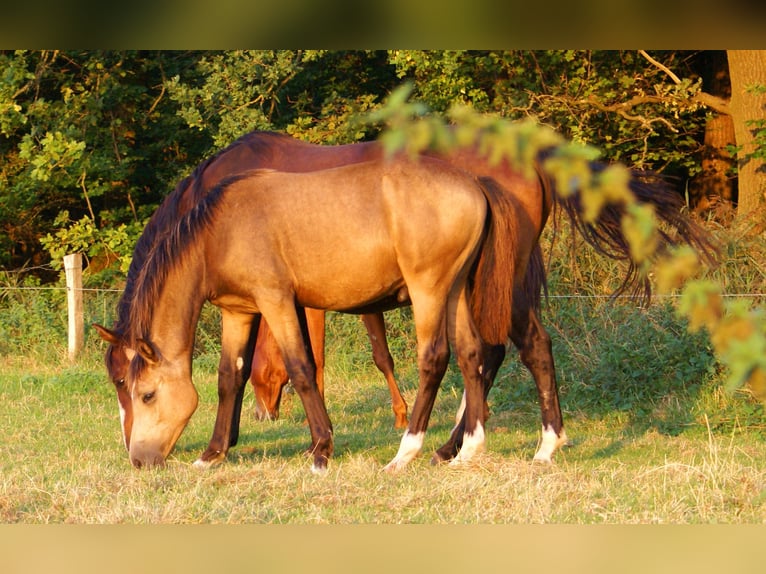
left=543, top=157, right=718, bottom=301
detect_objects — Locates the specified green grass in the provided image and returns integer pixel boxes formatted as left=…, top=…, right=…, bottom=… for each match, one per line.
left=2, top=221, right=765, bottom=523
left=1, top=296, right=765, bottom=524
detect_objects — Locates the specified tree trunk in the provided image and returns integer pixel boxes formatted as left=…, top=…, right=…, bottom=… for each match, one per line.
left=692, top=114, right=737, bottom=217
left=689, top=51, right=736, bottom=218
left=726, top=50, right=766, bottom=218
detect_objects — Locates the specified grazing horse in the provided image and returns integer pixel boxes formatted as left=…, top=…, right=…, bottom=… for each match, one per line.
left=242, top=137, right=717, bottom=463
left=94, top=133, right=406, bottom=460
left=96, top=156, right=524, bottom=470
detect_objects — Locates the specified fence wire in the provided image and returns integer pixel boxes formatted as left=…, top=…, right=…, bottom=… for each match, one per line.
left=2, top=284, right=763, bottom=298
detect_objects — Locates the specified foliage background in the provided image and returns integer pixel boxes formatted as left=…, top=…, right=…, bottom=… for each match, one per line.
left=1, top=50, right=723, bottom=281
left=1, top=7, right=765, bottom=568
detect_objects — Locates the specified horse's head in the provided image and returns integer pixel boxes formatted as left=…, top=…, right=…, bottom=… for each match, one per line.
left=93, top=324, right=134, bottom=451
left=94, top=324, right=198, bottom=468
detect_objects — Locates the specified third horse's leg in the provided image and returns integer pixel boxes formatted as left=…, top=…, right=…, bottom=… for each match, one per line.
left=362, top=312, right=408, bottom=428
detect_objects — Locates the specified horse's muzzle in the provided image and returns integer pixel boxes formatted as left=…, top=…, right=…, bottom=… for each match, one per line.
left=130, top=447, right=167, bottom=469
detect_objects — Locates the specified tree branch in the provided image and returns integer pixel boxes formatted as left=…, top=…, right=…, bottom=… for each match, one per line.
left=534, top=92, right=682, bottom=133
left=585, top=94, right=678, bottom=132
left=693, top=91, right=730, bottom=115
left=639, top=49, right=730, bottom=115
left=638, top=50, right=681, bottom=84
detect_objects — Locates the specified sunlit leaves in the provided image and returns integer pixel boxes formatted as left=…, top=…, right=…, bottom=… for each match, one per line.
left=678, top=281, right=724, bottom=333
left=711, top=303, right=766, bottom=399
left=655, top=246, right=702, bottom=294
left=18, top=131, right=86, bottom=182
left=677, top=281, right=766, bottom=401
left=166, top=51, right=307, bottom=147
left=621, top=203, right=658, bottom=264
left=39, top=212, right=140, bottom=280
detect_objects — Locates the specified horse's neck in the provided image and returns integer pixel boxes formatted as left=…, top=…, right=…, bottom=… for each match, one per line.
left=144, top=254, right=207, bottom=363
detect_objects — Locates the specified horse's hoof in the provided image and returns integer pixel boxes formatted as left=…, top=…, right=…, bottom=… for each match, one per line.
left=310, top=455, right=328, bottom=475
left=382, top=457, right=411, bottom=473
left=194, top=449, right=226, bottom=469
left=532, top=427, right=569, bottom=463
left=532, top=452, right=554, bottom=464
left=430, top=451, right=451, bottom=466
left=254, top=410, right=277, bottom=422
left=448, top=457, right=467, bottom=468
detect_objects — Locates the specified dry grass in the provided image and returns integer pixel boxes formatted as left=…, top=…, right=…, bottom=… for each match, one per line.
left=1, top=347, right=765, bottom=524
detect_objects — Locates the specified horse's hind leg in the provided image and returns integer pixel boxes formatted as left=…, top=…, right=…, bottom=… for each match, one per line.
left=446, top=286, right=487, bottom=466
left=383, top=296, right=450, bottom=472
left=434, top=299, right=567, bottom=463
left=259, top=300, right=334, bottom=473
left=432, top=343, right=504, bottom=464
left=361, top=312, right=408, bottom=428
left=513, top=306, right=568, bottom=462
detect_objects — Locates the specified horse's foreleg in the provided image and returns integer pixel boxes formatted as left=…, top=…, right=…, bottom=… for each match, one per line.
left=228, top=318, right=261, bottom=447
left=513, top=307, right=567, bottom=462
left=383, top=300, right=449, bottom=473
left=362, top=312, right=408, bottom=428
left=195, top=311, right=259, bottom=468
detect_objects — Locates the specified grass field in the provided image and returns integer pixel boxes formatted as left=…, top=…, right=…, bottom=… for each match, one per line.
left=1, top=296, right=765, bottom=524
left=2, top=220, right=765, bottom=525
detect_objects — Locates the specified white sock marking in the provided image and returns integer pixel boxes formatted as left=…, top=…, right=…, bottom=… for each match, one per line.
left=451, top=422, right=485, bottom=466
left=383, top=430, right=424, bottom=472
left=454, top=391, right=467, bottom=425
left=118, top=401, right=128, bottom=451
left=533, top=425, right=568, bottom=463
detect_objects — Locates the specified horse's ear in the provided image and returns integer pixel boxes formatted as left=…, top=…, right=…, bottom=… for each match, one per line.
left=136, top=338, right=160, bottom=365
left=93, top=323, right=121, bottom=345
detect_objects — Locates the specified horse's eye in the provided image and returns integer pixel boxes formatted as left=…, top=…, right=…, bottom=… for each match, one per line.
left=115, top=378, right=126, bottom=389
left=142, top=391, right=156, bottom=404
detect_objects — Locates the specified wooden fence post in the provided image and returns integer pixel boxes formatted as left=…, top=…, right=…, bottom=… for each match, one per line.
left=64, top=253, right=84, bottom=361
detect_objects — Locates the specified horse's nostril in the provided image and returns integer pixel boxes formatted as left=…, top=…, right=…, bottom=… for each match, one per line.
left=131, top=455, right=166, bottom=469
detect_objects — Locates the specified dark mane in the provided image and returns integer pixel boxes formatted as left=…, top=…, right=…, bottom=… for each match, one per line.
left=113, top=131, right=293, bottom=334
left=125, top=177, right=233, bottom=345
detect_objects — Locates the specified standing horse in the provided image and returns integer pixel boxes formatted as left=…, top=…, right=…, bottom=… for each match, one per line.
left=245, top=138, right=717, bottom=463
left=97, top=156, right=523, bottom=470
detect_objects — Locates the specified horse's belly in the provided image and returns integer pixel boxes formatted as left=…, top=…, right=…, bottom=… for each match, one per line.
left=291, top=255, right=406, bottom=312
